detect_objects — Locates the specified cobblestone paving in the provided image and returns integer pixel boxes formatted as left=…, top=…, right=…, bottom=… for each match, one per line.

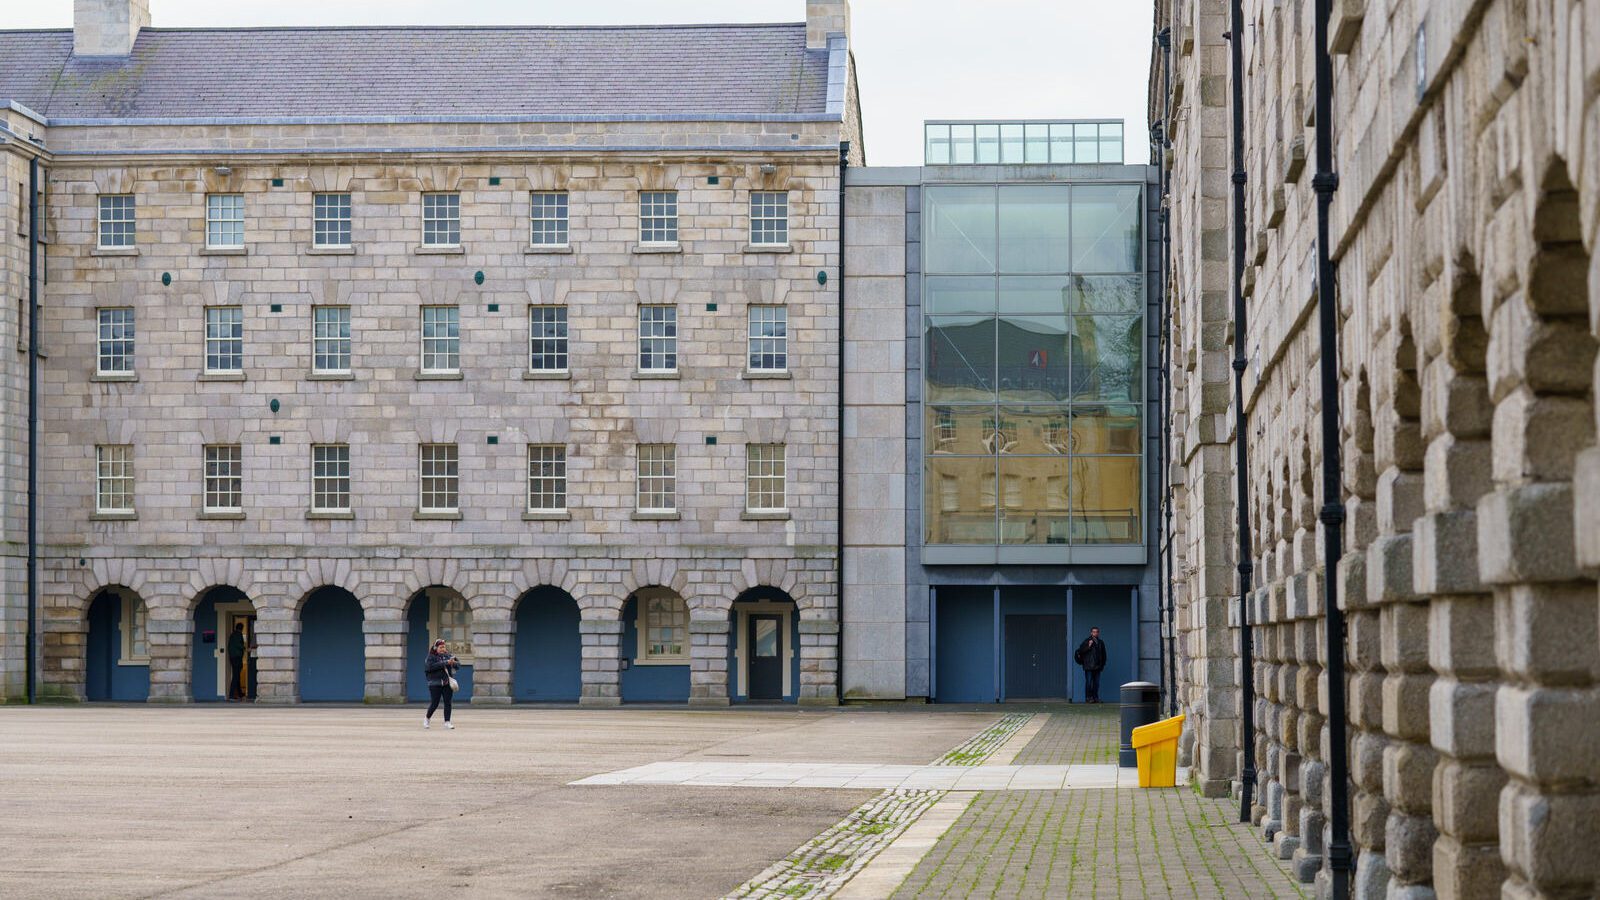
left=1009, top=706, right=1120, bottom=766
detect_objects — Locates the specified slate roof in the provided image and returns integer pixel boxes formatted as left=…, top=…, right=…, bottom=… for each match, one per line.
left=0, top=24, right=831, bottom=120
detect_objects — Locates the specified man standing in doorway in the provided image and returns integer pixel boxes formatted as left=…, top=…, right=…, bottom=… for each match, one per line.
left=1074, top=626, right=1108, bottom=703
left=226, top=622, right=247, bottom=701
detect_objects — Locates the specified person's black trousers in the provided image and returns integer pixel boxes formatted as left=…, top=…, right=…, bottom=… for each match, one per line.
left=426, top=684, right=453, bottom=721
left=1084, top=668, right=1101, bottom=703
left=227, top=657, right=244, bottom=700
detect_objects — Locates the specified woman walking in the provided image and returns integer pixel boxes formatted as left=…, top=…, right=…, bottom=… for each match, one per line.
left=424, top=638, right=460, bottom=730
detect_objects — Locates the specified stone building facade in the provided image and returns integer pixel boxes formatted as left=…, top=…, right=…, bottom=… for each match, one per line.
left=1155, top=0, right=1600, bottom=897
left=1, top=0, right=863, bottom=707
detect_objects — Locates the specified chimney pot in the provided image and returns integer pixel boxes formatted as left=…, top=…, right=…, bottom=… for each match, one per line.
left=73, top=0, right=151, bottom=58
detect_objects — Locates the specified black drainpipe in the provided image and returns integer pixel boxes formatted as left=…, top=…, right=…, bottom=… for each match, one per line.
left=1149, top=113, right=1167, bottom=716
left=26, top=156, right=39, bottom=704
left=836, top=140, right=849, bottom=705
left=1226, top=1, right=1258, bottom=824
left=1158, top=26, right=1177, bottom=719
left=1312, top=0, right=1353, bottom=894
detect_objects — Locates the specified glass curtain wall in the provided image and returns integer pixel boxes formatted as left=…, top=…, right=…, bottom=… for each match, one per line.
left=923, top=183, right=1143, bottom=550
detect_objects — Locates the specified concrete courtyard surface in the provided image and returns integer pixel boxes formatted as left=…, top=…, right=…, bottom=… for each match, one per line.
left=0, top=705, right=996, bottom=899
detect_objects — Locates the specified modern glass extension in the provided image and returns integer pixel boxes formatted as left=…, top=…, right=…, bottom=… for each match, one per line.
left=924, top=120, right=1124, bottom=166
left=922, top=181, right=1144, bottom=564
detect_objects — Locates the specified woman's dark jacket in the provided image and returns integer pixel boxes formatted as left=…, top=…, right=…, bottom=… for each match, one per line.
left=425, top=651, right=459, bottom=688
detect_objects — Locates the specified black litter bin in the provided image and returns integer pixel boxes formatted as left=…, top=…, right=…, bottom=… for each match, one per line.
left=1118, top=681, right=1161, bottom=767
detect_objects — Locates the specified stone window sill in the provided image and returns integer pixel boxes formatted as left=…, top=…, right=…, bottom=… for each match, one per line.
left=89, top=511, right=138, bottom=522
left=91, top=246, right=139, bottom=257
left=414, top=245, right=464, bottom=255
left=525, top=245, right=573, bottom=255
left=523, top=510, right=571, bottom=521
left=307, top=371, right=355, bottom=381
left=200, top=246, right=247, bottom=256
left=742, top=370, right=791, bottom=380
left=91, top=372, right=139, bottom=383
left=414, top=371, right=464, bottom=381
left=744, top=244, right=793, bottom=254
left=307, top=511, right=354, bottom=520
left=198, top=372, right=247, bottom=382
left=632, top=657, right=690, bottom=667
left=633, top=371, right=679, bottom=380
left=306, top=246, right=356, bottom=256
left=632, top=243, right=682, bottom=255
left=741, top=511, right=791, bottom=521
left=413, top=510, right=462, bottom=521
left=632, top=511, right=680, bottom=521
left=524, top=370, right=571, bottom=381
left=198, top=511, right=245, bottom=521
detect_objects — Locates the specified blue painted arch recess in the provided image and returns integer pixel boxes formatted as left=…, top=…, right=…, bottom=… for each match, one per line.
left=85, top=591, right=150, bottom=702
left=299, top=587, right=365, bottom=702
left=512, top=586, right=582, bottom=702
left=405, top=594, right=475, bottom=702
left=619, top=595, right=690, bottom=703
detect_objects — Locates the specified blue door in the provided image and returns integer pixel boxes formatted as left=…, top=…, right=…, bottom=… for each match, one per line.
left=1003, top=614, right=1068, bottom=699
left=300, top=588, right=365, bottom=702
left=513, top=588, right=581, bottom=702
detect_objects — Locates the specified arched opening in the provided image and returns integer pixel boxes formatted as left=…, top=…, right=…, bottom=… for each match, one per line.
left=729, top=587, right=799, bottom=703
left=85, top=587, right=150, bottom=702
left=620, top=587, right=690, bottom=703
left=299, top=586, right=364, bottom=702
left=405, top=587, right=474, bottom=702
left=192, top=586, right=256, bottom=702
left=512, top=586, right=581, bottom=703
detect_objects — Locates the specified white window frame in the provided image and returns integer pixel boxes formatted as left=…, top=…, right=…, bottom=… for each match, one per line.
left=203, top=444, right=243, bottom=513
left=312, top=305, right=352, bottom=374
left=97, top=195, right=136, bottom=249
left=420, top=306, right=460, bottom=374
left=96, top=307, right=135, bottom=376
left=637, top=305, right=678, bottom=374
left=745, top=443, right=787, bottom=513
left=638, top=190, right=678, bottom=245
left=312, top=192, right=352, bottom=248
left=634, top=588, right=689, bottom=664
left=530, top=191, right=569, bottom=247
left=527, top=444, right=567, bottom=513
left=749, top=191, right=789, bottom=246
left=427, top=590, right=475, bottom=662
left=418, top=443, right=459, bottom=514
left=95, top=444, right=135, bottom=514
left=310, top=444, right=351, bottom=514
left=119, top=594, right=150, bottom=665
left=204, top=306, right=243, bottom=374
left=746, top=305, right=788, bottom=373
left=636, top=444, right=676, bottom=513
left=528, top=305, right=569, bottom=374
left=205, top=193, right=245, bottom=248
left=421, top=192, right=461, bottom=247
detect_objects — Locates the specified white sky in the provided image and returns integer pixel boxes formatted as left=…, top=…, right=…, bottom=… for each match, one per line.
left=3, top=0, right=1155, bottom=166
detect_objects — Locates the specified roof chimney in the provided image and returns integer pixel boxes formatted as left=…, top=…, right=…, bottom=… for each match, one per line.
left=806, top=0, right=850, bottom=50
left=74, top=0, right=150, bottom=58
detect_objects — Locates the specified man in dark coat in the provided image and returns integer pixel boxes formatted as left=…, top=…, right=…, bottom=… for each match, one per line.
left=1074, top=626, right=1108, bottom=703
left=226, top=622, right=247, bottom=701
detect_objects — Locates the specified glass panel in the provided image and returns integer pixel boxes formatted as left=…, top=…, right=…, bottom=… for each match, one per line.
left=925, top=276, right=995, bottom=315
left=1074, top=124, right=1100, bottom=163
left=754, top=619, right=778, bottom=657
left=924, top=405, right=996, bottom=455
left=1024, top=124, right=1050, bottom=163
left=997, top=185, right=1070, bottom=273
left=997, top=313, right=1072, bottom=402
left=975, top=123, right=1001, bottom=163
left=999, top=456, right=1071, bottom=544
left=1070, top=456, right=1141, bottom=544
left=1049, top=124, right=1075, bottom=163
left=1068, top=314, right=1142, bottom=402
left=925, top=124, right=951, bottom=164
left=1000, top=405, right=1072, bottom=455
left=999, top=277, right=1074, bottom=316
left=951, top=124, right=976, bottom=164
left=924, top=186, right=996, bottom=273
left=1100, top=122, right=1124, bottom=163
left=924, top=456, right=997, bottom=545
left=926, top=315, right=995, bottom=402
left=999, top=123, right=1024, bottom=163
left=1071, top=184, right=1142, bottom=272
left=1072, top=404, right=1143, bottom=454
left=1071, top=275, right=1143, bottom=313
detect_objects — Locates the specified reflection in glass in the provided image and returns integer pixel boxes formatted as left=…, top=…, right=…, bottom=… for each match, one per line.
left=926, top=316, right=996, bottom=402
left=997, top=314, right=1072, bottom=403
left=1071, top=184, right=1141, bottom=272
left=1000, top=123, right=1024, bottom=163
left=1000, top=457, right=1071, bottom=544
left=1049, top=124, right=1075, bottom=163
left=925, top=456, right=997, bottom=544
left=999, top=406, right=1072, bottom=455
left=1068, top=315, right=1141, bottom=402
left=1025, top=124, right=1050, bottom=163
left=976, top=123, right=1001, bottom=163
left=1099, top=123, right=1124, bottom=163
left=1071, top=275, right=1142, bottom=313
left=754, top=618, right=778, bottom=657
left=951, top=124, right=976, bottom=164
left=925, top=276, right=995, bottom=315
left=998, top=185, right=1070, bottom=272
left=925, top=405, right=996, bottom=455
left=926, top=124, right=951, bottom=165
left=1071, top=404, right=1142, bottom=454
left=999, top=277, right=1073, bottom=315
left=1075, top=124, right=1100, bottom=163
left=1071, top=456, right=1141, bottom=544
left=925, top=186, right=996, bottom=274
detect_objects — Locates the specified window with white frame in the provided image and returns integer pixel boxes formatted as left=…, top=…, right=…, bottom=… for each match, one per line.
left=205, top=194, right=245, bottom=248
left=637, top=589, right=688, bottom=662
left=98, top=195, right=135, bottom=248
left=530, top=191, right=569, bottom=246
left=420, top=306, right=460, bottom=374
left=203, top=444, right=242, bottom=513
left=637, top=305, right=677, bottom=373
left=749, top=191, right=789, bottom=246
left=746, top=443, right=787, bottom=512
left=312, top=306, right=351, bottom=374
left=96, top=307, right=135, bottom=375
left=418, top=443, right=459, bottom=513
left=204, top=306, right=243, bottom=373
left=311, top=444, right=351, bottom=513
left=528, top=306, right=568, bottom=373
left=636, top=444, right=676, bottom=513
left=313, top=193, right=352, bottom=248
left=421, top=192, right=460, bottom=247
left=120, top=594, right=149, bottom=663
left=428, top=590, right=474, bottom=659
left=638, top=191, right=678, bottom=244
left=95, top=444, right=134, bottom=514
left=746, top=305, right=787, bottom=372
left=527, top=444, right=567, bottom=513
